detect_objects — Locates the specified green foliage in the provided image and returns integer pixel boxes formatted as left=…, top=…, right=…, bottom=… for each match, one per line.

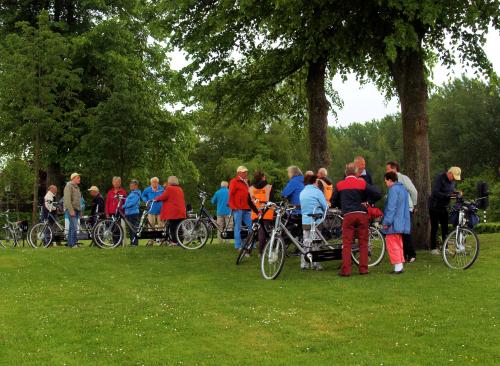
left=0, top=157, right=34, bottom=210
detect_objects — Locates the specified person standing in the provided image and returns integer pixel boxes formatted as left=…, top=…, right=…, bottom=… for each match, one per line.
left=249, top=171, right=274, bottom=255
left=87, top=186, right=105, bottom=226
left=63, top=173, right=82, bottom=248
left=316, top=167, right=334, bottom=205
left=105, top=176, right=127, bottom=218
left=211, top=181, right=232, bottom=244
left=354, top=156, right=373, bottom=185
left=229, top=166, right=253, bottom=250
left=332, top=163, right=381, bottom=276
left=299, top=174, right=328, bottom=271
left=43, top=185, right=59, bottom=246
left=386, top=161, right=418, bottom=262
left=282, top=166, right=304, bottom=210
left=141, top=177, right=165, bottom=230
left=154, top=176, right=187, bottom=245
left=429, top=167, right=461, bottom=255
left=382, top=172, right=411, bottom=274
left=123, top=180, right=142, bottom=246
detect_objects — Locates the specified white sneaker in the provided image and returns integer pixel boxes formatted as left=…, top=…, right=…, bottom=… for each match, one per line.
left=430, top=249, right=440, bottom=256
left=312, top=264, right=324, bottom=271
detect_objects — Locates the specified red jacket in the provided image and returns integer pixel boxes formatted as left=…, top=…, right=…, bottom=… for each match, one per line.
left=105, top=187, right=127, bottom=216
left=229, top=176, right=250, bottom=210
left=155, top=185, right=186, bottom=220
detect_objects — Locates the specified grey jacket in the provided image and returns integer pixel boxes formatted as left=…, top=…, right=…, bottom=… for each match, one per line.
left=63, top=182, right=82, bottom=212
left=397, top=172, right=418, bottom=211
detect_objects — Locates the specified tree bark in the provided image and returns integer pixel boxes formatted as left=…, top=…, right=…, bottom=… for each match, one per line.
left=305, top=58, right=331, bottom=171
left=32, top=130, right=41, bottom=224
left=389, top=48, right=431, bottom=249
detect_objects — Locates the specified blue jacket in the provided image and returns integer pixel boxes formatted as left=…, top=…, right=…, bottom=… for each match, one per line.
left=281, top=175, right=304, bottom=209
left=123, top=189, right=142, bottom=216
left=300, top=185, right=328, bottom=225
left=211, top=187, right=231, bottom=216
left=383, top=182, right=411, bottom=234
left=141, top=186, right=164, bottom=215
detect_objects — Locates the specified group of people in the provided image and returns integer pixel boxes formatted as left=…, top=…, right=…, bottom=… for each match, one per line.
left=213, top=156, right=462, bottom=276
left=43, top=156, right=462, bottom=276
left=43, top=174, right=188, bottom=248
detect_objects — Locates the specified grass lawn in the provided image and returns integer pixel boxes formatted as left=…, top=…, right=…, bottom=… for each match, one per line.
left=0, top=234, right=499, bottom=366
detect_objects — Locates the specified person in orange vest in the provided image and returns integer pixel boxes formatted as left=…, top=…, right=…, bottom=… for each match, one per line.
left=248, top=171, right=275, bottom=255
left=317, top=168, right=334, bottom=206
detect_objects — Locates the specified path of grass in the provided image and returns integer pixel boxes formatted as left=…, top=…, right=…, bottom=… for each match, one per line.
left=0, top=234, right=499, bottom=365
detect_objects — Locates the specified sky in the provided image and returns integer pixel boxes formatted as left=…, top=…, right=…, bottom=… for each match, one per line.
left=169, top=30, right=499, bottom=127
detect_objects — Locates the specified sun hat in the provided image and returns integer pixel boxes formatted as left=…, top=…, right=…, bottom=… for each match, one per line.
left=70, top=172, right=80, bottom=180
left=87, top=186, right=99, bottom=193
left=448, top=167, right=461, bottom=181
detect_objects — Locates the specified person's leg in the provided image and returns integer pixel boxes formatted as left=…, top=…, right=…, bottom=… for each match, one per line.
left=357, top=214, right=369, bottom=274
left=341, top=214, right=356, bottom=276
left=438, top=209, right=449, bottom=244
left=233, top=210, right=243, bottom=249
left=68, top=212, right=78, bottom=247
left=258, top=220, right=271, bottom=255
left=429, top=209, right=439, bottom=250
left=216, top=216, right=224, bottom=242
left=301, top=227, right=312, bottom=269
left=242, top=210, right=253, bottom=233
left=169, top=219, right=182, bottom=244
left=403, top=213, right=416, bottom=261
left=131, top=214, right=141, bottom=246
left=387, top=234, right=405, bottom=272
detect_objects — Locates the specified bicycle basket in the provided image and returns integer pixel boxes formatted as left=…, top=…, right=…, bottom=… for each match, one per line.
left=449, top=209, right=459, bottom=226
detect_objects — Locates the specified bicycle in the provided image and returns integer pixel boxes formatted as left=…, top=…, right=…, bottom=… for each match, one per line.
left=442, top=195, right=483, bottom=269
left=0, top=211, right=25, bottom=248
left=236, top=202, right=273, bottom=265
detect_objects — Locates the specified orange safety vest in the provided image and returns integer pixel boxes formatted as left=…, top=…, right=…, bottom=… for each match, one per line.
left=249, top=184, right=274, bottom=220
left=318, top=178, right=334, bottom=205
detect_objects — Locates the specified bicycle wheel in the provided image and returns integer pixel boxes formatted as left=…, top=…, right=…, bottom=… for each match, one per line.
left=0, top=228, right=17, bottom=248
left=176, top=219, right=208, bottom=250
left=352, top=226, right=386, bottom=267
left=93, top=219, right=123, bottom=249
left=28, top=223, right=53, bottom=248
left=236, top=229, right=257, bottom=265
left=443, top=228, right=479, bottom=270
left=261, top=237, right=286, bottom=280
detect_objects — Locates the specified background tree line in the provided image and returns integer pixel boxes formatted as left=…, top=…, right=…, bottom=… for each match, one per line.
left=0, top=1, right=498, bottom=241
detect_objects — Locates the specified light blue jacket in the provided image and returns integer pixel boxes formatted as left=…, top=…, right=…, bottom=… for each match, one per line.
left=211, top=187, right=231, bottom=216
left=141, top=186, right=164, bottom=215
left=299, top=185, right=328, bottom=225
left=383, top=182, right=411, bottom=234
left=123, top=189, right=142, bottom=216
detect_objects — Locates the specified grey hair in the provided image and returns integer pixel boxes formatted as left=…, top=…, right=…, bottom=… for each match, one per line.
left=112, top=176, right=121, bottom=182
left=168, top=176, right=179, bottom=185
left=130, top=179, right=139, bottom=186
left=318, top=167, right=328, bottom=176
left=150, top=177, right=159, bottom=183
left=345, top=163, right=358, bottom=176
left=221, top=181, right=229, bottom=187
left=287, top=166, right=303, bottom=177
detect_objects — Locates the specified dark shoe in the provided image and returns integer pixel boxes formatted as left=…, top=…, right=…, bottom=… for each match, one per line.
left=359, top=272, right=369, bottom=275
left=339, top=273, right=350, bottom=277
left=390, top=270, right=404, bottom=275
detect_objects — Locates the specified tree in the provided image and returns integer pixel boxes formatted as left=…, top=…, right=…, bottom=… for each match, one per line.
left=340, top=0, right=499, bottom=248
left=0, top=11, right=83, bottom=222
left=155, top=1, right=352, bottom=170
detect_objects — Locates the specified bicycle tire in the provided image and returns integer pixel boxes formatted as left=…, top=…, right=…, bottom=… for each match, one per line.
left=28, top=223, right=53, bottom=248
left=351, top=226, right=386, bottom=267
left=443, top=228, right=479, bottom=270
left=261, top=237, right=286, bottom=280
left=93, top=219, right=124, bottom=249
left=176, top=218, right=209, bottom=250
left=236, top=230, right=256, bottom=265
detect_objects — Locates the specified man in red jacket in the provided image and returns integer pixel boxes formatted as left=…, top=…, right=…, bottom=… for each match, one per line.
left=229, top=166, right=252, bottom=250
left=105, top=176, right=127, bottom=217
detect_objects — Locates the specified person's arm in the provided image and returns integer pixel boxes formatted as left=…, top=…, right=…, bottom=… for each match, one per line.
left=154, top=189, right=168, bottom=202
left=382, top=190, right=397, bottom=228
left=141, top=188, right=149, bottom=203
left=281, top=181, right=293, bottom=198
left=228, top=181, right=236, bottom=209
left=105, top=193, right=112, bottom=216
left=331, top=185, right=340, bottom=208
left=211, top=191, right=218, bottom=205
left=432, top=174, right=451, bottom=199
left=318, top=191, right=328, bottom=212
left=63, top=185, right=74, bottom=213
left=365, top=183, right=382, bottom=203
left=403, top=175, right=418, bottom=208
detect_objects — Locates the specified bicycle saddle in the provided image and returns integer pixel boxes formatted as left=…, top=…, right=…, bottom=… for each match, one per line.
left=307, top=213, right=323, bottom=219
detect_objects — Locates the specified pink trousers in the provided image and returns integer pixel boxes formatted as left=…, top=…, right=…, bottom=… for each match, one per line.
left=386, top=234, right=405, bottom=265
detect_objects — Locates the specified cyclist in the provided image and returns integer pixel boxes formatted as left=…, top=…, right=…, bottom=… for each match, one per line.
left=299, top=174, right=328, bottom=271
left=43, top=185, right=60, bottom=246
left=316, top=167, right=334, bottom=206
left=429, top=167, right=461, bottom=255
left=63, top=173, right=82, bottom=248
left=211, top=181, right=232, bottom=244
left=229, top=166, right=252, bottom=250
left=382, top=172, right=410, bottom=274
left=249, top=171, right=274, bottom=255
left=123, top=180, right=142, bottom=246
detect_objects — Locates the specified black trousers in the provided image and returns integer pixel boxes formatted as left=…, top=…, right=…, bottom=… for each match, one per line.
left=403, top=213, right=416, bottom=260
left=429, top=208, right=449, bottom=250
left=126, top=214, right=141, bottom=246
left=169, top=219, right=183, bottom=243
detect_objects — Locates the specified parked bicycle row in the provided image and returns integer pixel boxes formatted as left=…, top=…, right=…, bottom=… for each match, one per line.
left=1, top=156, right=488, bottom=279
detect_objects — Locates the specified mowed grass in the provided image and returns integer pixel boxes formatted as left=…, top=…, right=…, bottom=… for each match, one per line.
left=0, top=234, right=499, bottom=366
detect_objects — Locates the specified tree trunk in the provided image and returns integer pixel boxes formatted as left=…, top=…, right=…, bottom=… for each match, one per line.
left=305, top=58, right=331, bottom=171
left=47, top=162, right=65, bottom=191
left=32, top=130, right=41, bottom=224
left=389, top=48, right=431, bottom=249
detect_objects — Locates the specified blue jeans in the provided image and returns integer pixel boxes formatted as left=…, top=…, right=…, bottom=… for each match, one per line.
left=126, top=214, right=141, bottom=246
left=67, top=210, right=80, bottom=247
left=233, top=210, right=252, bottom=249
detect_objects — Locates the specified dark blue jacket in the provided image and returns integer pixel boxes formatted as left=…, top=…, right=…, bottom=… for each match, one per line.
left=331, top=175, right=381, bottom=215
left=383, top=182, right=411, bottom=234
left=429, top=172, right=456, bottom=209
left=281, top=175, right=304, bottom=208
